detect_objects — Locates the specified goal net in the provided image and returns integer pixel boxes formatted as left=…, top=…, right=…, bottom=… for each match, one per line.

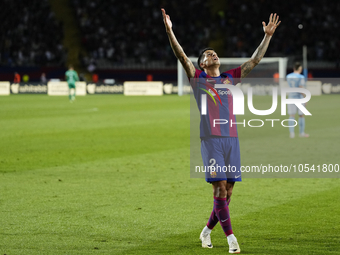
left=177, top=57, right=288, bottom=95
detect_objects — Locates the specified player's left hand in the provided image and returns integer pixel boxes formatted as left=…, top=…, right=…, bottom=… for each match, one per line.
left=262, top=13, right=281, bottom=36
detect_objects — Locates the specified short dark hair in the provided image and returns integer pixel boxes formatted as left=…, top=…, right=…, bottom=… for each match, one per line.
left=294, top=62, right=302, bottom=71
left=197, top=48, right=214, bottom=71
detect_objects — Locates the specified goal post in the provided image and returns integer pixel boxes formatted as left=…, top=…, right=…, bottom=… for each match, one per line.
left=177, top=57, right=288, bottom=96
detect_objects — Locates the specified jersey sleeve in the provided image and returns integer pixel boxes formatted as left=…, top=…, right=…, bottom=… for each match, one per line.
left=189, top=68, right=203, bottom=89
left=222, top=66, right=241, bottom=85
left=224, top=66, right=241, bottom=78
left=194, top=68, right=203, bottom=78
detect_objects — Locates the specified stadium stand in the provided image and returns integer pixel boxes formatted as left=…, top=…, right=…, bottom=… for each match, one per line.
left=71, top=0, right=212, bottom=69
left=0, top=0, right=65, bottom=67
left=71, top=0, right=340, bottom=69
left=1, top=0, right=340, bottom=71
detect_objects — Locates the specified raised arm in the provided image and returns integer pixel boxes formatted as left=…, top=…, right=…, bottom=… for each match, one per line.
left=161, top=8, right=195, bottom=78
left=241, top=13, right=281, bottom=78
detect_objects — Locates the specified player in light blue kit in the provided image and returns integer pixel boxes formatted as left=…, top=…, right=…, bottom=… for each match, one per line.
left=287, top=62, right=309, bottom=138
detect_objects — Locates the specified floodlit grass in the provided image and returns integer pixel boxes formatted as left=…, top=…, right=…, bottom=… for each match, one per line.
left=0, top=94, right=339, bottom=254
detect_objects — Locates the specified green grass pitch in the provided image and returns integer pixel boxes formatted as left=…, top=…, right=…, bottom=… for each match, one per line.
left=0, top=94, right=339, bottom=254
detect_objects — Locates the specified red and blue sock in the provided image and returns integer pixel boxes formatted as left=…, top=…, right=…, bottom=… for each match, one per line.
left=206, top=197, right=233, bottom=236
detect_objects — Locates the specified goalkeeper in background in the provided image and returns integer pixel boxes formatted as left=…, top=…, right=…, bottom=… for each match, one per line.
left=65, top=65, right=79, bottom=102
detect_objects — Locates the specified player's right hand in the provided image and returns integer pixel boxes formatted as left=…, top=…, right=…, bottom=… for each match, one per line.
left=161, top=8, right=172, bottom=32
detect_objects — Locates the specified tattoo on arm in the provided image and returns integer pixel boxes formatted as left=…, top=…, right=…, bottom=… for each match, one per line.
left=167, top=30, right=195, bottom=78
left=241, top=34, right=272, bottom=78
left=241, top=60, right=254, bottom=79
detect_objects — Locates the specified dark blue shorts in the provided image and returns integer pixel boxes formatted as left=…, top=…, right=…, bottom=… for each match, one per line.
left=201, top=137, right=242, bottom=183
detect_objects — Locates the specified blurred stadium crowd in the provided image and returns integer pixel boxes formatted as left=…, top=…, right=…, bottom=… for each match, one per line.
left=0, top=0, right=65, bottom=67
left=72, top=0, right=211, bottom=68
left=1, top=0, right=340, bottom=68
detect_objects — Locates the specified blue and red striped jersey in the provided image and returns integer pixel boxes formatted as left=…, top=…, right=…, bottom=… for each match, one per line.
left=190, top=67, right=241, bottom=138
